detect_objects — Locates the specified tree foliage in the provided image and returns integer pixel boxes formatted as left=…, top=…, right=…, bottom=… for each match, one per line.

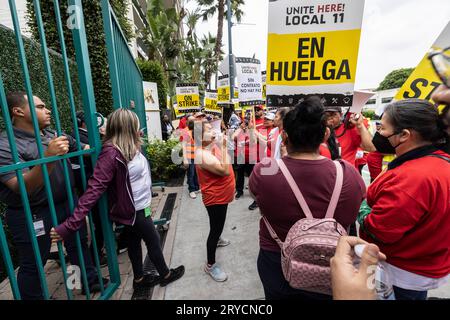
left=136, top=59, right=169, bottom=110
left=377, top=68, right=414, bottom=91
left=26, top=0, right=134, bottom=116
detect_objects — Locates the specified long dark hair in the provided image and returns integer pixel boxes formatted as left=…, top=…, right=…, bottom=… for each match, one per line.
left=327, top=128, right=341, bottom=160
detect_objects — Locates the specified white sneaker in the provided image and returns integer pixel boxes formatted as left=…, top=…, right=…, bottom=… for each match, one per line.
left=217, top=238, right=231, bottom=247
left=204, top=263, right=228, bottom=282
left=195, top=190, right=201, bottom=194
left=189, top=192, right=197, bottom=199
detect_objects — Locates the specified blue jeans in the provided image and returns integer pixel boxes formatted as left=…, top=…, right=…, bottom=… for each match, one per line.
left=187, top=162, right=199, bottom=193
left=394, top=286, right=428, bottom=300
left=6, top=200, right=97, bottom=300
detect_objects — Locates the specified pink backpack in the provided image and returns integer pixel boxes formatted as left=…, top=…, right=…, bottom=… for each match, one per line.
left=263, top=159, right=347, bottom=295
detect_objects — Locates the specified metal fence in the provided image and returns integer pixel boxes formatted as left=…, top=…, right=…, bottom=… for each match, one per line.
left=101, top=0, right=147, bottom=131
left=0, top=0, right=147, bottom=300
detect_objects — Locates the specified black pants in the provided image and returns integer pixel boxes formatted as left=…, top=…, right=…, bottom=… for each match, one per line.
left=235, top=164, right=255, bottom=194
left=257, top=249, right=332, bottom=300
left=205, top=204, right=228, bottom=265
left=89, top=203, right=104, bottom=259
left=125, top=210, right=169, bottom=279
left=6, top=201, right=97, bottom=300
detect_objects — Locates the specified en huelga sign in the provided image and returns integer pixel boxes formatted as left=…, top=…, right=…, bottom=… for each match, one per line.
left=267, top=0, right=365, bottom=107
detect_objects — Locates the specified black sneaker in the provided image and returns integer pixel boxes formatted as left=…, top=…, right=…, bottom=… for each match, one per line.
left=248, top=201, right=258, bottom=210
left=133, top=274, right=161, bottom=290
left=81, top=277, right=109, bottom=295
left=235, top=192, right=243, bottom=199
left=159, top=266, right=185, bottom=287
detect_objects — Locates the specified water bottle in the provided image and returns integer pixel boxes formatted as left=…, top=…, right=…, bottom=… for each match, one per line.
left=354, top=244, right=395, bottom=300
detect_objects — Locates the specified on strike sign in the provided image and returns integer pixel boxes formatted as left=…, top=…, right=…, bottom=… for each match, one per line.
left=176, top=83, right=200, bottom=112
left=267, top=0, right=365, bottom=107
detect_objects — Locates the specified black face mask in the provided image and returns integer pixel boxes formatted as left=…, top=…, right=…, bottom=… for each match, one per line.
left=372, top=132, right=399, bottom=154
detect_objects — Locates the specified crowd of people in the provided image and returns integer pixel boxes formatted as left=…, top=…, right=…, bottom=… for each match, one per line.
left=0, top=81, right=449, bottom=300
left=168, top=83, right=450, bottom=300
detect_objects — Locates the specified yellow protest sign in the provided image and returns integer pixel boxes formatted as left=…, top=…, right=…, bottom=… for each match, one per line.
left=176, top=83, right=200, bottom=112
left=204, top=90, right=221, bottom=115
left=218, top=75, right=231, bottom=103
left=267, top=0, right=365, bottom=107
left=173, top=103, right=185, bottom=119
left=262, top=71, right=267, bottom=100
left=395, top=21, right=450, bottom=108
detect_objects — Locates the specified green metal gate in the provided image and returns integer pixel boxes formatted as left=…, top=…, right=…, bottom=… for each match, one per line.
left=101, top=0, right=147, bottom=131
left=0, top=0, right=145, bottom=300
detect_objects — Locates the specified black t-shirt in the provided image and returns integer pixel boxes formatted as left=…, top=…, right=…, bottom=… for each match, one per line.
left=0, top=127, right=84, bottom=209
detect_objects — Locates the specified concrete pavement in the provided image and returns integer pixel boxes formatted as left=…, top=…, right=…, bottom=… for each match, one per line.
left=163, top=179, right=264, bottom=300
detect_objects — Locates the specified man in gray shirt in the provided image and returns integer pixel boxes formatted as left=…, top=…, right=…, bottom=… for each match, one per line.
left=0, top=92, right=103, bottom=299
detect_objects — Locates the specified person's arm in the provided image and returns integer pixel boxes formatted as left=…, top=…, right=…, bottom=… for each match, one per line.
left=3, top=136, right=69, bottom=194
left=361, top=187, right=425, bottom=244
left=331, top=236, right=386, bottom=300
left=196, top=139, right=230, bottom=177
left=350, top=115, right=376, bottom=152
left=51, top=148, right=117, bottom=242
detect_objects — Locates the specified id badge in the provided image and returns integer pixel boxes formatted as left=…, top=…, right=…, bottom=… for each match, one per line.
left=33, top=218, right=46, bottom=237
left=144, top=207, right=152, bottom=218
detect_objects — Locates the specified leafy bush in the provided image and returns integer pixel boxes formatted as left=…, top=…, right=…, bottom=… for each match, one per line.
left=362, top=110, right=376, bottom=120
left=145, top=138, right=185, bottom=182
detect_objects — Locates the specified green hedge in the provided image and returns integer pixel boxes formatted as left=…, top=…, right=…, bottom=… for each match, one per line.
left=0, top=25, right=83, bottom=132
left=136, top=59, right=169, bottom=110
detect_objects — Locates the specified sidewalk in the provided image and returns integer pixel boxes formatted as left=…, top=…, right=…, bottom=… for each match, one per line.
left=162, top=179, right=264, bottom=300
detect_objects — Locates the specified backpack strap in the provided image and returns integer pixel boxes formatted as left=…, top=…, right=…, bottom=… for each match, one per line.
left=276, top=159, right=313, bottom=219
left=262, top=216, right=284, bottom=248
left=325, top=161, right=344, bottom=219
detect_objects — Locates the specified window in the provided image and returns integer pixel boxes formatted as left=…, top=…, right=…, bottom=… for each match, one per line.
left=382, top=97, right=393, bottom=104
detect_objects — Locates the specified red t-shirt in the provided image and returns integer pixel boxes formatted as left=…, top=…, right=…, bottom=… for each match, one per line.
left=196, top=146, right=236, bottom=206
left=319, top=143, right=332, bottom=159
left=335, top=125, right=361, bottom=167
left=361, top=150, right=450, bottom=278
left=178, top=117, right=187, bottom=130
left=249, top=157, right=366, bottom=253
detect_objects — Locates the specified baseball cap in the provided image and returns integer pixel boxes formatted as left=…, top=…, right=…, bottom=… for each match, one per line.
left=323, top=106, right=342, bottom=113
left=264, top=112, right=276, bottom=121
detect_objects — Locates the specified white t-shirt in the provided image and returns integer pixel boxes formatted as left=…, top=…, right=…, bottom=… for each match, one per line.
left=127, top=152, right=152, bottom=211
left=386, top=262, right=450, bottom=291
left=274, top=129, right=283, bottom=160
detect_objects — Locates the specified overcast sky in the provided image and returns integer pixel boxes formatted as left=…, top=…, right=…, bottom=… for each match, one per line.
left=186, top=0, right=450, bottom=89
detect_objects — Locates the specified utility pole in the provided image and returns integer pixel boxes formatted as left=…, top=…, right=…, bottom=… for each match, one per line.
left=226, top=0, right=234, bottom=102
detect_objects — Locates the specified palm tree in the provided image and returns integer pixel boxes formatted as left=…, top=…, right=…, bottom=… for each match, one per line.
left=195, top=0, right=245, bottom=68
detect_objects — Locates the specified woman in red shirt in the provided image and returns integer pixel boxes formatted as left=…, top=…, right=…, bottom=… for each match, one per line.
left=195, top=122, right=235, bottom=282
left=360, top=99, right=450, bottom=300
left=250, top=97, right=366, bottom=300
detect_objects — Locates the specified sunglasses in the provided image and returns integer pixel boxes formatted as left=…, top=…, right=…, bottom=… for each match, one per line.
left=428, top=46, right=450, bottom=88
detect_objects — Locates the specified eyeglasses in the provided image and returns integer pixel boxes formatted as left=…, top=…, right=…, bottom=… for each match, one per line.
left=428, top=46, right=450, bottom=88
